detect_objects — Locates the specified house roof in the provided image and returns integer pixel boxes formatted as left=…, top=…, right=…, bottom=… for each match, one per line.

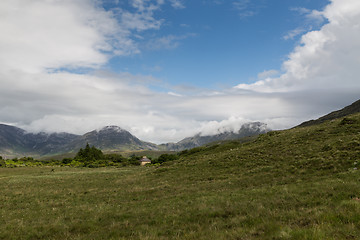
left=140, top=156, right=151, bottom=162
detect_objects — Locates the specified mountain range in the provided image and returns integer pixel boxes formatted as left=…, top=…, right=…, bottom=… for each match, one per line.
left=0, top=121, right=269, bottom=159
left=161, top=122, right=270, bottom=151
left=0, top=124, right=78, bottom=158
left=2, top=98, right=359, bottom=159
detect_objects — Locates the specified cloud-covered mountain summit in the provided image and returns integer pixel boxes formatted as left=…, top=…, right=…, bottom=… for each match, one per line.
left=162, top=122, right=270, bottom=151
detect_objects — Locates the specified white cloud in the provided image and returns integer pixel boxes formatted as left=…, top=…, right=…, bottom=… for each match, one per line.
left=0, top=0, right=169, bottom=74
left=199, top=117, right=250, bottom=136
left=307, top=10, right=326, bottom=24
left=236, top=0, right=360, bottom=93
left=168, top=92, right=183, bottom=97
left=0, top=0, right=110, bottom=73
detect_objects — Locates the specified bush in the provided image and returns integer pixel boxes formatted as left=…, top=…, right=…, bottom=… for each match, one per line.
left=153, top=154, right=179, bottom=164
left=0, top=159, right=6, bottom=167
left=128, top=155, right=141, bottom=166
left=62, top=158, right=73, bottom=164
left=75, top=143, right=104, bottom=162
left=339, top=117, right=358, bottom=125
left=104, top=154, right=126, bottom=163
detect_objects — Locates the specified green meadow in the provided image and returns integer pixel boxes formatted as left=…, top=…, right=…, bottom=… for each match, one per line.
left=1, top=114, right=360, bottom=239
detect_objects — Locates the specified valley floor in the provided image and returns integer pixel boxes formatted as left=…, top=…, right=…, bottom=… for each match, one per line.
left=1, top=165, right=360, bottom=240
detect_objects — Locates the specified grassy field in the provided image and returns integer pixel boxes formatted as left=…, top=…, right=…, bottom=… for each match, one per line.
left=1, top=114, right=360, bottom=239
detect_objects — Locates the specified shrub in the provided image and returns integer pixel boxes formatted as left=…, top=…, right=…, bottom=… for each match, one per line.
left=128, top=155, right=141, bottom=166
left=153, top=154, right=179, bottom=164
left=339, top=117, right=358, bottom=125
left=75, top=143, right=104, bottom=162
left=0, top=158, right=6, bottom=167
left=62, top=158, right=73, bottom=164
left=104, top=154, right=126, bottom=163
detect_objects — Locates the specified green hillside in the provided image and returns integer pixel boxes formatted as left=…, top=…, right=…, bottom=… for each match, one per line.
left=1, top=113, right=360, bottom=239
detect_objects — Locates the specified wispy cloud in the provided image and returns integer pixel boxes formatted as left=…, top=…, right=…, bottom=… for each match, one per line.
left=169, top=0, right=185, bottom=9
left=257, top=70, right=279, bottom=80
left=233, top=0, right=264, bottom=18
left=291, top=7, right=325, bottom=24
left=284, top=7, right=326, bottom=40
left=146, top=33, right=196, bottom=50
left=233, top=0, right=250, bottom=11
left=180, top=23, right=190, bottom=28
left=283, top=27, right=306, bottom=40
left=130, top=0, right=163, bottom=12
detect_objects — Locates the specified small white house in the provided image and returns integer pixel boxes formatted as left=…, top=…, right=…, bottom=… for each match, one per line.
left=139, top=156, right=151, bottom=166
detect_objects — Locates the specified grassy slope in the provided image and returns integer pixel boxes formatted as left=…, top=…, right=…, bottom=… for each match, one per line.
left=1, top=114, right=360, bottom=239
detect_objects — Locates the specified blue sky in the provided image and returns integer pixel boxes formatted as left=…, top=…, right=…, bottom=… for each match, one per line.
left=0, top=0, right=359, bottom=143
left=105, top=0, right=329, bottom=89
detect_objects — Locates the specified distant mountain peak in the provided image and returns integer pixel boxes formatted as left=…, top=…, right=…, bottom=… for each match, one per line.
left=98, top=125, right=126, bottom=133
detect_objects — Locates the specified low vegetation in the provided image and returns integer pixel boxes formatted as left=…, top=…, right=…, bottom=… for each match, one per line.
left=0, top=143, right=178, bottom=168
left=1, top=113, right=360, bottom=239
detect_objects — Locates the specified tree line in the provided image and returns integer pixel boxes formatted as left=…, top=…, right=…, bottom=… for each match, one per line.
left=0, top=143, right=180, bottom=168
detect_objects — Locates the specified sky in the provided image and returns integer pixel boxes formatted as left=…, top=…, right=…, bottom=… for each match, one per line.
left=1, top=0, right=360, bottom=143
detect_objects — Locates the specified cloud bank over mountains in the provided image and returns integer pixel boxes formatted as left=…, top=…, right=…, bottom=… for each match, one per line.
left=0, top=0, right=359, bottom=143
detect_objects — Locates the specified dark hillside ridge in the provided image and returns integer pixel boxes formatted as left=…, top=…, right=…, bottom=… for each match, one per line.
left=0, top=124, right=78, bottom=158
left=0, top=124, right=26, bottom=149
left=298, top=98, right=360, bottom=127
